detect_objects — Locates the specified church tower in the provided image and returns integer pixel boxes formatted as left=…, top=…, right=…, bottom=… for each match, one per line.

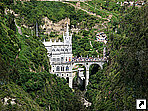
left=63, top=23, right=72, bottom=45
left=43, top=22, right=73, bottom=88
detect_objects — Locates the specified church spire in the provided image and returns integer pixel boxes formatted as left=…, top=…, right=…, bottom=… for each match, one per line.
left=66, top=22, right=69, bottom=37
left=63, top=22, right=72, bottom=45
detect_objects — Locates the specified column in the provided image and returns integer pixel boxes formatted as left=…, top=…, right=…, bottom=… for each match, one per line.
left=100, top=65, right=103, bottom=69
left=85, top=69, right=89, bottom=89
left=69, top=77, right=73, bottom=88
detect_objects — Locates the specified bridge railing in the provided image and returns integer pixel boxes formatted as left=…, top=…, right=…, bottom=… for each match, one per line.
left=51, top=57, right=107, bottom=64
left=72, top=57, right=107, bottom=62
left=61, top=57, right=107, bottom=63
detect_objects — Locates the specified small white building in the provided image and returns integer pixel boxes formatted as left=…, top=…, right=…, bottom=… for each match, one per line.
left=96, top=32, right=107, bottom=44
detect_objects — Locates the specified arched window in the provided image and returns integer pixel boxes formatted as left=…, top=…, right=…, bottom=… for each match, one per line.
left=52, top=49, right=55, bottom=51
left=61, top=49, right=64, bottom=51
left=56, top=66, right=60, bottom=71
left=61, top=57, right=64, bottom=62
left=53, top=58, right=56, bottom=61
left=66, top=77, right=69, bottom=83
left=66, top=66, right=69, bottom=71
left=66, top=57, right=67, bottom=61
left=57, top=58, right=60, bottom=61
left=56, top=48, right=60, bottom=51
left=61, top=66, right=64, bottom=71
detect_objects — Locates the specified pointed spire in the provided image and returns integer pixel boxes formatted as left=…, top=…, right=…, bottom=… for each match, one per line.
left=66, top=22, right=69, bottom=37
left=50, top=39, right=52, bottom=43
left=43, top=39, right=45, bottom=43
left=63, top=32, right=64, bottom=37
left=66, top=22, right=68, bottom=33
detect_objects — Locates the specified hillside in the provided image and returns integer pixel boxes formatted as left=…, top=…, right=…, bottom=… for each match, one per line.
left=0, top=1, right=85, bottom=110
left=86, top=4, right=148, bottom=110
left=0, top=0, right=148, bottom=111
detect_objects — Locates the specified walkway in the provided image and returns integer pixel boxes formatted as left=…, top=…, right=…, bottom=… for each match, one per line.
left=89, top=41, right=93, bottom=48
left=14, top=19, right=22, bottom=35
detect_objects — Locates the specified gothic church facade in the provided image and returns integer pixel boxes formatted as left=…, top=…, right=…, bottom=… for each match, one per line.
left=43, top=23, right=73, bottom=88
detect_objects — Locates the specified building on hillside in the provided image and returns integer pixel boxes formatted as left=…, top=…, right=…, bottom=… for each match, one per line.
left=96, top=32, right=107, bottom=44
left=120, top=1, right=145, bottom=7
left=43, top=24, right=107, bottom=89
left=43, top=23, right=73, bottom=88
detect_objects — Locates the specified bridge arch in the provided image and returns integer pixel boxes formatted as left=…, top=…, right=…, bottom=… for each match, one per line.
left=72, top=63, right=86, bottom=89
left=72, top=61, right=104, bottom=89
left=87, top=62, right=103, bottom=70
left=89, top=63, right=102, bottom=78
left=72, top=62, right=103, bottom=70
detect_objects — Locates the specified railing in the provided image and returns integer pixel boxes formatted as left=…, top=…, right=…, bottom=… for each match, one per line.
left=72, top=57, right=107, bottom=62
left=50, top=57, right=107, bottom=64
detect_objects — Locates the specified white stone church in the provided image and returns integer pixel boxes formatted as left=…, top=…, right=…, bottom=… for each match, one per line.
left=43, top=23, right=73, bottom=88
left=43, top=23, right=107, bottom=89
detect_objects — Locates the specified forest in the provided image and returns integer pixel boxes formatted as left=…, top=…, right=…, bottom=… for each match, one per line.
left=0, top=0, right=148, bottom=110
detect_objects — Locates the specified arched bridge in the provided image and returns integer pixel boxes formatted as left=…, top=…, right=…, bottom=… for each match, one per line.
left=70, top=57, right=107, bottom=88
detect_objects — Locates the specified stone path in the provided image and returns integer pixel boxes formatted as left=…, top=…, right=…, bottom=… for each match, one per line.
left=89, top=40, right=93, bottom=48
left=14, top=19, right=22, bottom=35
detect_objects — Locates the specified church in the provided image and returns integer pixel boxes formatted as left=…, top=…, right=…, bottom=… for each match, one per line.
left=43, top=23, right=73, bottom=88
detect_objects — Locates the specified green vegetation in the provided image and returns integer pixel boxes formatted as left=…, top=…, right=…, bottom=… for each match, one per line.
left=9, top=1, right=106, bottom=57
left=72, top=33, right=94, bottom=57
left=86, top=6, right=148, bottom=110
left=10, top=1, right=99, bottom=33
left=0, top=0, right=147, bottom=111
left=0, top=1, right=85, bottom=110
left=11, top=1, right=75, bottom=24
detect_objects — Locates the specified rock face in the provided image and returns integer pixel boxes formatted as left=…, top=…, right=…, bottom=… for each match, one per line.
left=41, top=17, right=70, bottom=35
left=2, top=97, right=16, bottom=105
left=81, top=97, right=92, bottom=107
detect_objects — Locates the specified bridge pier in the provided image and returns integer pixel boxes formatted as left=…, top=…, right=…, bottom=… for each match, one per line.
left=100, top=64, right=103, bottom=69
left=85, top=70, right=89, bottom=89
left=69, top=77, right=73, bottom=88
left=72, top=60, right=106, bottom=89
